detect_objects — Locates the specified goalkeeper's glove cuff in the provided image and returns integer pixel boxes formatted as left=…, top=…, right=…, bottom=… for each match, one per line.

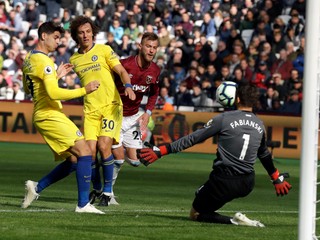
left=270, top=169, right=280, bottom=181
left=159, top=144, right=171, bottom=156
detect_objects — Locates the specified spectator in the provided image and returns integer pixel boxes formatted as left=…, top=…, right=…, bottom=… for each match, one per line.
left=232, top=67, right=248, bottom=87
left=114, top=1, right=128, bottom=27
left=267, top=73, right=288, bottom=103
left=180, top=12, right=193, bottom=33
left=109, top=18, right=124, bottom=45
left=55, top=44, right=71, bottom=67
left=61, top=0, right=77, bottom=16
left=291, top=0, right=306, bottom=19
left=271, top=30, right=286, bottom=54
left=6, top=79, right=25, bottom=100
left=174, top=80, right=194, bottom=107
left=292, top=35, right=305, bottom=78
left=21, top=0, right=39, bottom=29
left=184, top=66, right=200, bottom=90
left=219, top=64, right=233, bottom=82
left=239, top=8, right=256, bottom=32
left=124, top=19, right=140, bottom=42
left=281, top=89, right=302, bottom=115
left=190, top=2, right=203, bottom=22
left=156, top=86, right=174, bottom=108
left=289, top=78, right=303, bottom=101
left=94, top=6, right=109, bottom=32
left=105, top=32, right=121, bottom=55
left=239, top=58, right=253, bottom=83
left=286, top=12, right=304, bottom=38
left=201, top=12, right=216, bottom=38
left=61, top=8, right=72, bottom=30
left=251, top=60, right=271, bottom=93
left=191, top=83, right=214, bottom=112
left=270, top=49, right=293, bottom=81
left=96, top=0, right=115, bottom=25
left=119, top=34, right=133, bottom=57
left=259, top=85, right=280, bottom=112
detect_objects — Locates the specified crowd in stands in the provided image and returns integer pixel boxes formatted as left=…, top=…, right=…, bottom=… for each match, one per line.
left=0, top=0, right=306, bottom=115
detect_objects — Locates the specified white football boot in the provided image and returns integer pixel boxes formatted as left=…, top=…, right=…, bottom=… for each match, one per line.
left=231, top=212, right=265, bottom=227
left=75, top=203, right=105, bottom=214
left=21, top=180, right=39, bottom=208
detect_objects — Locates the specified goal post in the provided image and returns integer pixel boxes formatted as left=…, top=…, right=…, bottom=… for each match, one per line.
left=299, top=1, right=320, bottom=239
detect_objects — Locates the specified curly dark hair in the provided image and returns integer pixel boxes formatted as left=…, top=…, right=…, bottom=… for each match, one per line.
left=236, top=83, right=260, bottom=108
left=38, top=21, right=65, bottom=41
left=69, top=16, right=100, bottom=44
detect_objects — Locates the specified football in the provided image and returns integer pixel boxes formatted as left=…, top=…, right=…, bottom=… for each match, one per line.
left=216, top=81, right=238, bottom=107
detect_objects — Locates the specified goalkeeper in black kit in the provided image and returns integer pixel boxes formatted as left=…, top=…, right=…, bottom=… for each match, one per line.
left=137, top=84, right=292, bottom=227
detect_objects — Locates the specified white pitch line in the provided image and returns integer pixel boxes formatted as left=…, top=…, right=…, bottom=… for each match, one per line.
left=0, top=209, right=301, bottom=214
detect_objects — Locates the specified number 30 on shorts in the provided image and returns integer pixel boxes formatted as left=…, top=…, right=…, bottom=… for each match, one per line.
left=102, top=119, right=115, bottom=130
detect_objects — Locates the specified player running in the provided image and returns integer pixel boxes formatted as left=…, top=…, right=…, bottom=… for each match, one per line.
left=69, top=16, right=136, bottom=206
left=89, top=32, right=161, bottom=205
left=21, top=21, right=104, bottom=214
left=137, top=83, right=292, bottom=226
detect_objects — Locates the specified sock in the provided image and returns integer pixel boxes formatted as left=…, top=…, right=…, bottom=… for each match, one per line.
left=37, top=160, right=76, bottom=193
left=197, top=212, right=233, bottom=224
left=112, top=159, right=124, bottom=186
left=91, top=160, right=102, bottom=191
left=101, top=155, right=114, bottom=193
left=76, top=155, right=92, bottom=207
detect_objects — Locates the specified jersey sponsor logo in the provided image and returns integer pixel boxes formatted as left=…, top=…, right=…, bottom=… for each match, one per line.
left=44, top=66, right=53, bottom=74
left=76, top=130, right=83, bottom=137
left=91, top=55, right=98, bottom=62
left=146, top=75, right=152, bottom=84
left=132, top=84, right=148, bottom=92
left=79, top=63, right=101, bottom=74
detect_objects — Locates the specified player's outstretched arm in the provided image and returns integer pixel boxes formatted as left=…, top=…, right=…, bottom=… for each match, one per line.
left=136, top=142, right=171, bottom=166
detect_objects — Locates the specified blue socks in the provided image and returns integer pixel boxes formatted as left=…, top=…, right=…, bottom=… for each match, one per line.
left=37, top=160, right=77, bottom=193
left=91, top=160, right=102, bottom=191
left=101, top=155, right=114, bottom=193
left=76, top=155, right=92, bottom=207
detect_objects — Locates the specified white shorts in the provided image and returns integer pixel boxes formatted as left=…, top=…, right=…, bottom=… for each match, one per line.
left=112, top=112, right=143, bottom=149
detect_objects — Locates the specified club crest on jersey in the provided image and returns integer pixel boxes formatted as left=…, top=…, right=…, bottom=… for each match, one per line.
left=91, top=55, right=98, bottom=62
left=146, top=75, right=152, bottom=84
left=204, top=119, right=213, bottom=128
left=76, top=130, right=83, bottom=137
left=44, top=66, right=53, bottom=74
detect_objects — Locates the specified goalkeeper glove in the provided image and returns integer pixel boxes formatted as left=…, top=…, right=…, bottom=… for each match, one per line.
left=136, top=142, right=170, bottom=166
left=270, top=169, right=292, bottom=196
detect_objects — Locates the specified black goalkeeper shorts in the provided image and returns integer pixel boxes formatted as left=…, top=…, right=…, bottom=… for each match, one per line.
left=192, top=171, right=255, bottom=214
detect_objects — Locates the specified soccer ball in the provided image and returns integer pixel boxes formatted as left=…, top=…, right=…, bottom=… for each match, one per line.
left=216, top=81, right=237, bottom=107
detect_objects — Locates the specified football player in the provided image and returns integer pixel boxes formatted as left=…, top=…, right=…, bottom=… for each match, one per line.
left=21, top=21, right=104, bottom=214
left=89, top=32, right=161, bottom=205
left=137, top=84, right=292, bottom=226
left=69, top=16, right=136, bottom=206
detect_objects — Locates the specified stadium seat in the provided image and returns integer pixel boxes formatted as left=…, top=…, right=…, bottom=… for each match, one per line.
left=95, top=31, right=107, bottom=44
left=0, top=30, right=10, bottom=45
left=278, top=15, right=291, bottom=25
left=241, top=29, right=254, bottom=48
left=21, top=21, right=30, bottom=33
left=39, top=14, right=47, bottom=23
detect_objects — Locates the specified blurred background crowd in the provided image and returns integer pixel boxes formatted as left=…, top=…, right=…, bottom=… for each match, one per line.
left=0, top=0, right=306, bottom=115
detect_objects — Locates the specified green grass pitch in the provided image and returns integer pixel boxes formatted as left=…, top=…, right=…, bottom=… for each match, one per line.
left=0, top=142, right=304, bottom=239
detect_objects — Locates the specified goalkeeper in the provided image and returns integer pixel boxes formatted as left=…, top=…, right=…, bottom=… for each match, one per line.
left=137, top=84, right=292, bottom=227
